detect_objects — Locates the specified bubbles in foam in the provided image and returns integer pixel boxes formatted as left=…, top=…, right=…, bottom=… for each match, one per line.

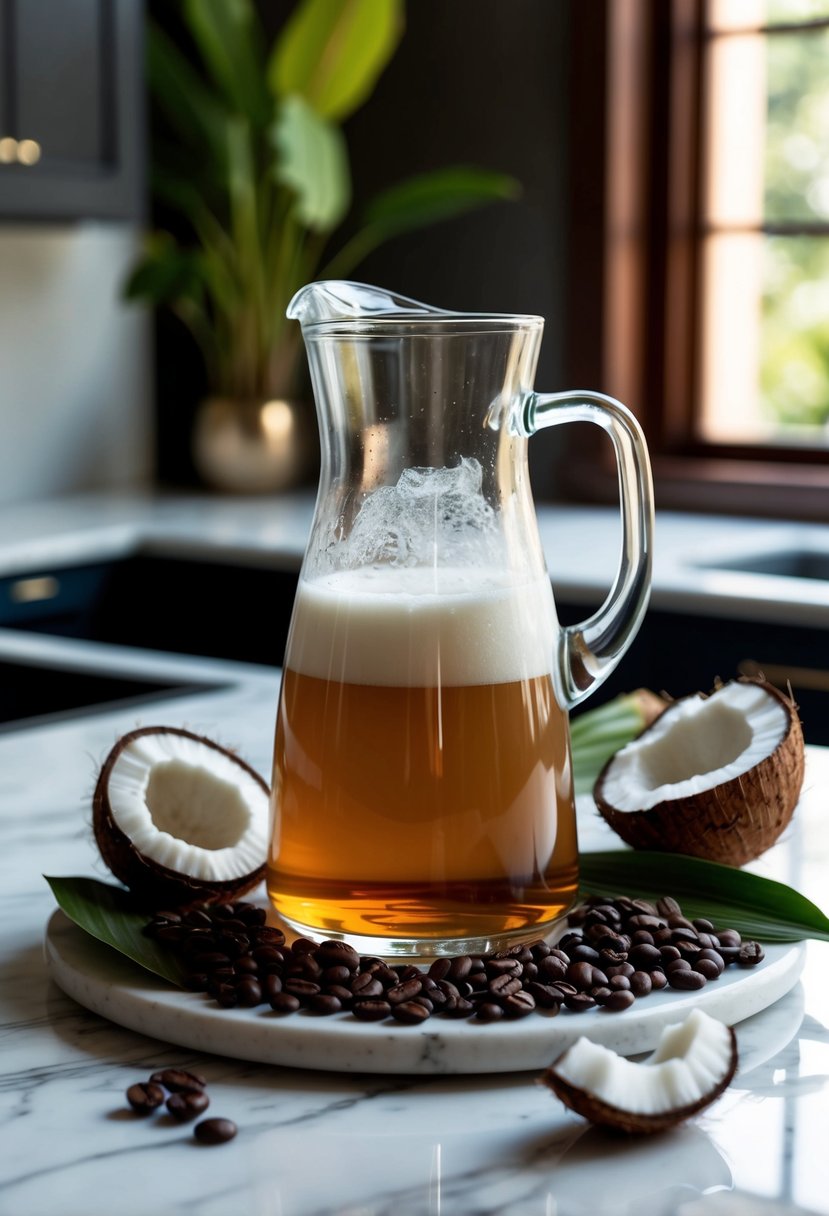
left=286, top=565, right=558, bottom=689
left=336, top=458, right=499, bottom=568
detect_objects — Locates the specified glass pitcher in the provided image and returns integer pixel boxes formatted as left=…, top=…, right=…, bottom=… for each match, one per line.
left=267, top=281, right=654, bottom=957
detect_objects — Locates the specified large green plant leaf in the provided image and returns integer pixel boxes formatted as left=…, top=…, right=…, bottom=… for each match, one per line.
left=45, top=877, right=185, bottom=987
left=269, top=0, right=403, bottom=121
left=570, top=692, right=653, bottom=796
left=182, top=0, right=270, bottom=128
left=579, top=851, right=829, bottom=943
left=147, top=23, right=229, bottom=175
left=321, top=167, right=519, bottom=276
left=272, top=95, right=351, bottom=231
left=122, top=237, right=204, bottom=306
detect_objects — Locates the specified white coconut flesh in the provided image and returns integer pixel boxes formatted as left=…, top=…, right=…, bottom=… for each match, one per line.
left=552, top=1009, right=735, bottom=1116
left=600, top=680, right=789, bottom=812
left=105, top=732, right=269, bottom=881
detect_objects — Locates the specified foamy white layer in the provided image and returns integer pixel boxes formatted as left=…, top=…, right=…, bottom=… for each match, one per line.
left=285, top=566, right=557, bottom=687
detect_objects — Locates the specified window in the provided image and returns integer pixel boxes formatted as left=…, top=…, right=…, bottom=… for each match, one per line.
left=565, top=0, right=829, bottom=518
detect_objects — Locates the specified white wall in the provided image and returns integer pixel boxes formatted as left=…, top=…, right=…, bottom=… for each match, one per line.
left=0, top=224, right=152, bottom=505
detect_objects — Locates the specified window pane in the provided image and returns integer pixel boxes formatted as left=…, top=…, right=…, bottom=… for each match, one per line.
left=711, top=0, right=829, bottom=31
left=761, top=235, right=829, bottom=430
left=765, top=30, right=829, bottom=222
left=700, top=234, right=829, bottom=442
left=704, top=33, right=766, bottom=225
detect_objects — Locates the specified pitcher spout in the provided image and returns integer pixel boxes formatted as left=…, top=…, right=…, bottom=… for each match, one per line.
left=287, top=280, right=454, bottom=328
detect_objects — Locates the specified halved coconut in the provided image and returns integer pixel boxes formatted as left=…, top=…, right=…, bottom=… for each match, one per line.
left=93, top=726, right=270, bottom=908
left=542, top=1008, right=738, bottom=1134
left=594, top=677, right=804, bottom=865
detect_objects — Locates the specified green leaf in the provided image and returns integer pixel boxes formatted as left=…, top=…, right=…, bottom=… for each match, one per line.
left=45, top=876, right=184, bottom=987
left=182, top=0, right=270, bottom=127
left=269, top=0, right=403, bottom=121
left=364, top=166, right=520, bottom=235
left=122, top=239, right=204, bottom=306
left=320, top=166, right=520, bottom=277
left=147, top=23, right=230, bottom=175
left=579, top=851, right=829, bottom=943
left=272, top=95, right=351, bottom=231
left=570, top=692, right=651, bottom=796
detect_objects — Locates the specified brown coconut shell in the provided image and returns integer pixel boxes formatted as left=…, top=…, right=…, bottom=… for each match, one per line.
left=542, top=1025, right=738, bottom=1134
left=594, top=677, right=805, bottom=867
left=93, top=725, right=269, bottom=909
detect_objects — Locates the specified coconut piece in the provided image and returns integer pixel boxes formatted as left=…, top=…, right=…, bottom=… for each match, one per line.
left=542, top=1008, right=738, bottom=1133
left=93, top=726, right=270, bottom=907
left=594, top=677, right=804, bottom=865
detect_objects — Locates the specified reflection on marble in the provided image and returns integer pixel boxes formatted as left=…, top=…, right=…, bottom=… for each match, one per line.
left=3, top=680, right=829, bottom=1213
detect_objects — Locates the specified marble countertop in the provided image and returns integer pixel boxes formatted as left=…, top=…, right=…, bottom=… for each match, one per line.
left=3, top=654, right=829, bottom=1216
left=2, top=489, right=829, bottom=631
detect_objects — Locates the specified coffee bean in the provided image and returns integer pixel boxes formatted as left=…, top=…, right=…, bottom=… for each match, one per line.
left=630, top=930, right=655, bottom=946
left=194, top=1117, right=237, bottom=1145
left=308, top=993, right=343, bottom=1015
left=262, top=973, right=282, bottom=1000
left=525, top=982, right=565, bottom=1009
left=126, top=1082, right=165, bottom=1113
left=167, top=1090, right=210, bottom=1122
left=568, top=945, right=601, bottom=965
left=391, top=1000, right=431, bottom=1024
left=485, top=957, right=522, bottom=977
left=629, top=970, right=652, bottom=997
left=268, top=992, right=301, bottom=1014
left=537, top=955, right=567, bottom=981
left=650, top=970, right=668, bottom=990
left=609, top=975, right=631, bottom=991
left=590, top=986, right=612, bottom=1005
left=668, top=968, right=707, bottom=991
left=475, top=1001, right=505, bottom=1021
left=739, top=941, right=765, bottom=967
left=150, top=1068, right=206, bottom=1092
left=283, top=978, right=321, bottom=999
left=351, top=973, right=384, bottom=999
left=254, top=926, right=286, bottom=946
left=604, top=989, right=636, bottom=1012
left=502, top=990, right=536, bottom=1018
left=387, top=978, right=423, bottom=1005
left=443, top=997, right=475, bottom=1018
left=564, top=993, right=596, bottom=1012
left=316, top=940, right=360, bottom=970
left=717, top=929, right=742, bottom=947
left=656, top=896, right=682, bottom=917
left=489, top=974, right=522, bottom=997
left=566, top=961, right=596, bottom=991
left=352, top=999, right=391, bottom=1022
left=427, top=958, right=452, bottom=981
left=211, top=982, right=238, bottom=1008
left=628, top=943, right=661, bottom=970
left=606, top=962, right=635, bottom=978
left=413, top=997, right=434, bottom=1014
left=235, top=978, right=263, bottom=1007
left=659, top=945, right=682, bottom=963
left=694, top=959, right=722, bottom=981
left=234, top=955, right=259, bottom=975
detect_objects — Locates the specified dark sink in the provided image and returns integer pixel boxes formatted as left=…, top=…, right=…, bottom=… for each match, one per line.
left=0, top=655, right=221, bottom=732
left=701, top=549, right=829, bottom=582
left=0, top=549, right=300, bottom=666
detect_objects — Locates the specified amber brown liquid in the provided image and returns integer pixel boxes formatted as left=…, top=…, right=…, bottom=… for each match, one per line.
left=267, top=669, right=579, bottom=951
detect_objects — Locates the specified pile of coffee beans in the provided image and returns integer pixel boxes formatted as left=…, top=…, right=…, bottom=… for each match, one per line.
left=144, top=894, right=765, bottom=1025
left=125, top=1067, right=236, bottom=1144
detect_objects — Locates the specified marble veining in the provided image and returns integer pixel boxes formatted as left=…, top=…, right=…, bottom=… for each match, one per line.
left=2, top=652, right=829, bottom=1212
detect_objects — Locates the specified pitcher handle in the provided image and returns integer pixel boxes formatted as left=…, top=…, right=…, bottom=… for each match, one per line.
left=523, top=389, right=654, bottom=711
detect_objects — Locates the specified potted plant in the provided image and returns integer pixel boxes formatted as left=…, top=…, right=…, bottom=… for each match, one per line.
left=126, top=0, right=519, bottom=493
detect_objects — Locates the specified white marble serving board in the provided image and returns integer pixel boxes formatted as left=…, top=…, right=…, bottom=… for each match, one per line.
left=44, top=910, right=806, bottom=1075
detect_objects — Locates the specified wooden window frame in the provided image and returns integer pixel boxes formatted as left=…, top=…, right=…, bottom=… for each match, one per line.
left=564, top=0, right=829, bottom=520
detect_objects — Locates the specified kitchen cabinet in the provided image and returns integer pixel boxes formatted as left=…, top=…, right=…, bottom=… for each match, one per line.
left=0, top=0, right=144, bottom=220
left=564, top=600, right=829, bottom=744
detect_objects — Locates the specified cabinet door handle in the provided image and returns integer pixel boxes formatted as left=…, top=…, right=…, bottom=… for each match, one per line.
left=0, top=138, right=42, bottom=165
left=739, top=658, right=829, bottom=693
